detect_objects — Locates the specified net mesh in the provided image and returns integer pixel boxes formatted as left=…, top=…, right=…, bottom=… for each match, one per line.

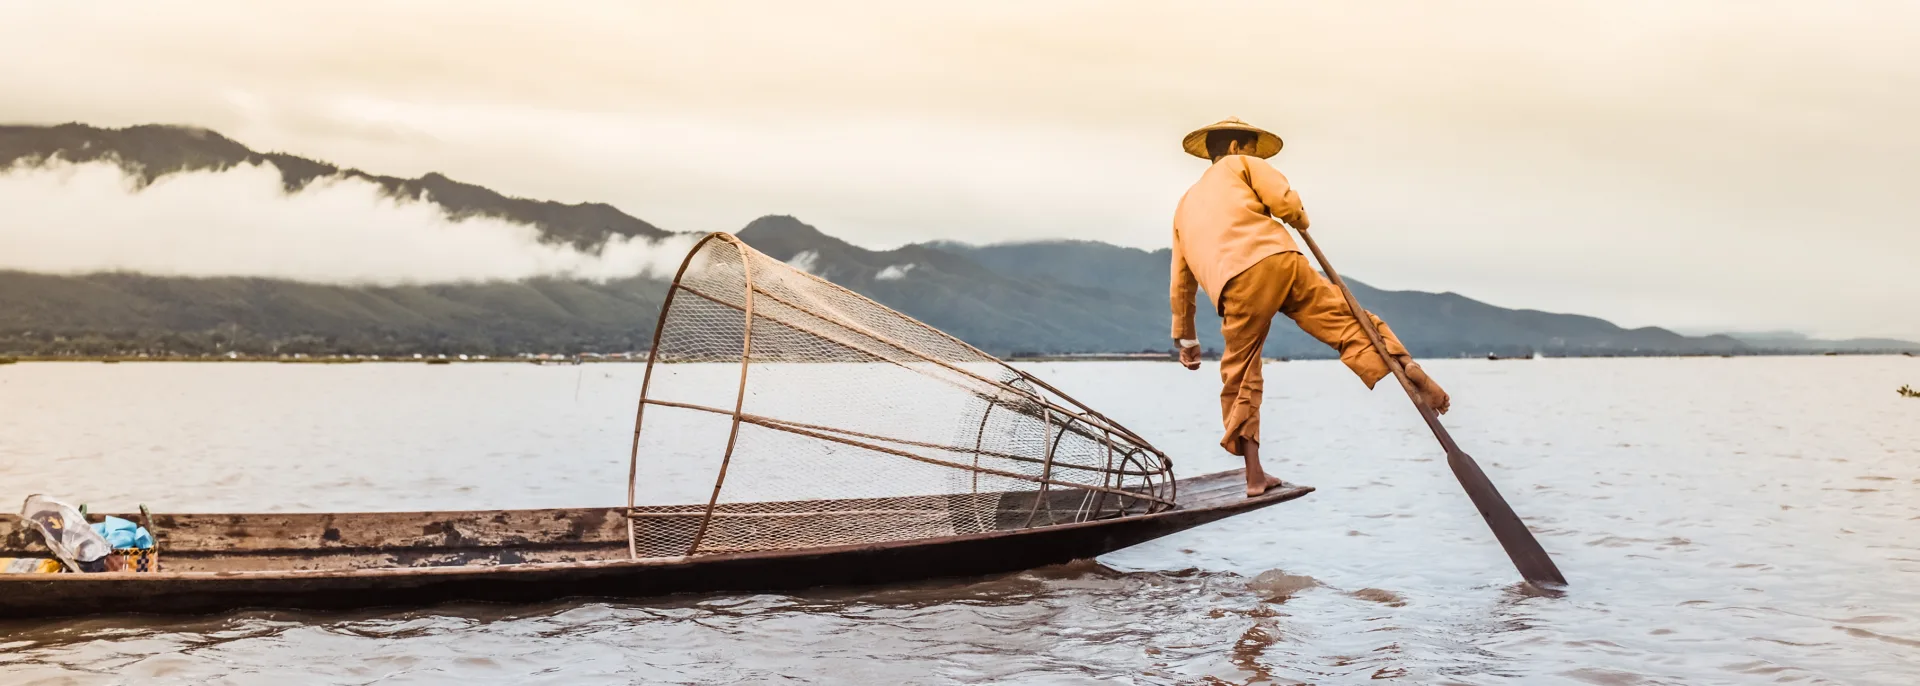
left=625, top=233, right=1175, bottom=558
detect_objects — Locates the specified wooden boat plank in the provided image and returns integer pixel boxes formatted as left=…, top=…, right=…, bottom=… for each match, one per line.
left=0, top=507, right=632, bottom=552
left=0, top=487, right=1154, bottom=555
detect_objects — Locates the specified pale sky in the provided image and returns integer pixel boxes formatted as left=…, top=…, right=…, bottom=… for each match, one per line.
left=2, top=1, right=1916, bottom=339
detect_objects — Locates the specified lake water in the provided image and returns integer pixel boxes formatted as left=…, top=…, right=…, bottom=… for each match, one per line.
left=0, top=357, right=1916, bottom=684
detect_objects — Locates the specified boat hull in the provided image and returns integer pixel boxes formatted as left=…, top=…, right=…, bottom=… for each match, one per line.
left=0, top=472, right=1308, bottom=618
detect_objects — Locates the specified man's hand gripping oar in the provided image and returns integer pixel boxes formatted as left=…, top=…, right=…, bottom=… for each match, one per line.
left=1295, top=227, right=1569, bottom=588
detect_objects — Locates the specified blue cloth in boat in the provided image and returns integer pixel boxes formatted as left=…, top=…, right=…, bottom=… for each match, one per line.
left=91, top=516, right=155, bottom=550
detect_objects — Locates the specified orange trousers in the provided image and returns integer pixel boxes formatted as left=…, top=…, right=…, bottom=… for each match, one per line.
left=1217, top=252, right=1412, bottom=455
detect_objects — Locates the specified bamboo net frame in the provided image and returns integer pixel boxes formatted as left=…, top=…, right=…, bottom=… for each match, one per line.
left=624, top=233, right=1175, bottom=559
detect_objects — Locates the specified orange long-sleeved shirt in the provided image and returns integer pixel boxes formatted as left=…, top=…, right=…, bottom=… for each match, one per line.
left=1170, top=154, right=1310, bottom=340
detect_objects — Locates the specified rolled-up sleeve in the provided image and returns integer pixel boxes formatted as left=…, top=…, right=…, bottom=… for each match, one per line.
left=1243, top=157, right=1309, bottom=230
left=1170, top=228, right=1199, bottom=341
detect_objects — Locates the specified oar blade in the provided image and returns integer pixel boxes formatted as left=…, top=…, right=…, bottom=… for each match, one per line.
left=1447, top=449, right=1567, bottom=586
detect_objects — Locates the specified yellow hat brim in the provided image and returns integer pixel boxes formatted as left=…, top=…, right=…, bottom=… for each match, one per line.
left=1182, top=120, right=1283, bottom=159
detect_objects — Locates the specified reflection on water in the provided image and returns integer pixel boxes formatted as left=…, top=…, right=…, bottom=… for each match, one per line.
left=1, top=357, right=1917, bottom=683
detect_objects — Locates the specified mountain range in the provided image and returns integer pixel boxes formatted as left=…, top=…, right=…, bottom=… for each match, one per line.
left=2, top=123, right=1913, bottom=359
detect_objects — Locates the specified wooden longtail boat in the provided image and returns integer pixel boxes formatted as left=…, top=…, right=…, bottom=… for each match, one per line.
left=0, top=473, right=1308, bottom=618
left=0, top=234, right=1313, bottom=618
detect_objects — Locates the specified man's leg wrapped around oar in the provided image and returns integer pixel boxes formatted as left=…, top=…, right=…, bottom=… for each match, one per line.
left=1214, top=252, right=1450, bottom=495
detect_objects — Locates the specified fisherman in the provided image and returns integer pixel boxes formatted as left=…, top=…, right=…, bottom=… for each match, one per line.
left=1170, top=117, right=1452, bottom=497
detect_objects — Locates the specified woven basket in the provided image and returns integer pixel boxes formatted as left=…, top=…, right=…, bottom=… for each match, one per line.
left=117, top=548, right=160, bottom=573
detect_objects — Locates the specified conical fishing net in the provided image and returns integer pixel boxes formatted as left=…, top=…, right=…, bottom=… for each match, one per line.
left=624, top=233, right=1175, bottom=558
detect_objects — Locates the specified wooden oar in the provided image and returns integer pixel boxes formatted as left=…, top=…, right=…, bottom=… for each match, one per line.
left=1295, top=228, right=1568, bottom=587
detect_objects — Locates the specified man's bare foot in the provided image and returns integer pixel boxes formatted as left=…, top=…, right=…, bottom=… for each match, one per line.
left=1246, top=472, right=1284, bottom=497
left=1240, top=440, right=1282, bottom=497
left=1404, top=363, right=1451, bottom=414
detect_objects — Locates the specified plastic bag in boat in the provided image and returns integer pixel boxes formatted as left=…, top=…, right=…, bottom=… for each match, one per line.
left=20, top=495, right=117, bottom=572
left=91, top=516, right=156, bottom=549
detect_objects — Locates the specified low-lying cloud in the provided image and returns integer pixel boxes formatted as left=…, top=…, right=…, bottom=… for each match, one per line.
left=785, top=250, right=820, bottom=275
left=0, top=160, right=696, bottom=285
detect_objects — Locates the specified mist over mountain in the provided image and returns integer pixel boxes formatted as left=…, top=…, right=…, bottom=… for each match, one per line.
left=0, top=270, right=667, bottom=356
left=2, top=123, right=1910, bottom=359
left=0, top=123, right=669, bottom=249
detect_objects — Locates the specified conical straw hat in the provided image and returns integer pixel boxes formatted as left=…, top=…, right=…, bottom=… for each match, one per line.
left=1181, top=117, right=1283, bottom=159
